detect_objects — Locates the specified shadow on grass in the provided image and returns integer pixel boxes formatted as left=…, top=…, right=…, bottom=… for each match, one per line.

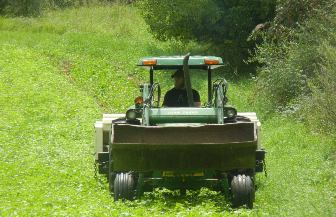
left=95, top=175, right=254, bottom=214
left=130, top=188, right=233, bottom=213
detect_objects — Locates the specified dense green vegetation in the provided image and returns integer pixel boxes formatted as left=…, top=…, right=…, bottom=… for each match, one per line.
left=0, top=0, right=116, bottom=16
left=139, top=0, right=336, bottom=135
left=0, top=2, right=335, bottom=217
left=139, top=0, right=276, bottom=73
left=254, top=0, right=336, bottom=134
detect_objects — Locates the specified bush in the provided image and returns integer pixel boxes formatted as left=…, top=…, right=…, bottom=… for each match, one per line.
left=0, top=0, right=43, bottom=16
left=138, top=0, right=276, bottom=73
left=0, top=0, right=117, bottom=17
left=254, top=0, right=336, bottom=132
left=301, top=14, right=336, bottom=133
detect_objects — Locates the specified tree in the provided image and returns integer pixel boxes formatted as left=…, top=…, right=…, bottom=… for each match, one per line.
left=0, top=0, right=42, bottom=16
left=0, top=0, right=98, bottom=17
left=139, top=0, right=276, bottom=73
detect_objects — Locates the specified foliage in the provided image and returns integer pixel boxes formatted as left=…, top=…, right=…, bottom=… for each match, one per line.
left=0, top=0, right=43, bottom=16
left=274, top=0, right=329, bottom=28
left=0, top=0, right=117, bottom=17
left=138, top=0, right=276, bottom=73
left=253, top=0, right=336, bottom=133
left=301, top=13, right=336, bottom=132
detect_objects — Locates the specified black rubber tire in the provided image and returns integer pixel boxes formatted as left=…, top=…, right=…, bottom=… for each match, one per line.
left=230, top=174, right=255, bottom=209
left=114, top=172, right=135, bottom=201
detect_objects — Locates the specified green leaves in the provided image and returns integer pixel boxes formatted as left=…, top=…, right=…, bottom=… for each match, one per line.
left=0, top=0, right=104, bottom=17
left=139, top=0, right=276, bottom=72
left=254, top=0, right=336, bottom=133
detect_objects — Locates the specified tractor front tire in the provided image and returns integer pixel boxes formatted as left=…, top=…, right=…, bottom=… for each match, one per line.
left=230, top=174, right=255, bottom=209
left=114, top=172, right=135, bottom=201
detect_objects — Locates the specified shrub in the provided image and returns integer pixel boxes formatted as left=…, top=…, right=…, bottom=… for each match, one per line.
left=254, top=0, right=336, bottom=132
left=138, top=0, right=276, bottom=73
left=0, top=0, right=43, bottom=16
left=301, top=13, right=336, bottom=133
left=0, top=0, right=119, bottom=17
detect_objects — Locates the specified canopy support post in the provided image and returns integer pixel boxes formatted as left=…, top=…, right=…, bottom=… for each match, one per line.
left=208, top=67, right=212, bottom=106
left=183, top=53, right=194, bottom=107
left=150, top=67, right=154, bottom=85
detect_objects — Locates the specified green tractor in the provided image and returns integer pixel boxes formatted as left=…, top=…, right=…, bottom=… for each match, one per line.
left=94, top=54, right=266, bottom=208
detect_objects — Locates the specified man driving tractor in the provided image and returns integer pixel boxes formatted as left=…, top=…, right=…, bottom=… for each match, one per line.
left=163, top=69, right=201, bottom=107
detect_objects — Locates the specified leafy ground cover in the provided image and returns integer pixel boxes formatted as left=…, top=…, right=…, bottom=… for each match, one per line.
left=0, top=4, right=335, bottom=217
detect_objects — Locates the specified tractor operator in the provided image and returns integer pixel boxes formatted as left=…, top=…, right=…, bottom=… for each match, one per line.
left=163, top=69, right=201, bottom=107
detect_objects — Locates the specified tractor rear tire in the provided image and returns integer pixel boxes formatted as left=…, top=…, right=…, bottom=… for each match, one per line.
left=114, top=172, right=135, bottom=201
left=230, top=174, right=255, bottom=209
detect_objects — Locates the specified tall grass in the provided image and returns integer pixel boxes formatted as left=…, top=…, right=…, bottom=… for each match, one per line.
left=0, top=0, right=109, bottom=17
left=0, top=5, right=205, bottom=112
left=254, top=1, right=336, bottom=134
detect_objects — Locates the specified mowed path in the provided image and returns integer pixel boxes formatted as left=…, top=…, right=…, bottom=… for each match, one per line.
left=0, top=45, right=335, bottom=217
left=0, top=45, right=115, bottom=216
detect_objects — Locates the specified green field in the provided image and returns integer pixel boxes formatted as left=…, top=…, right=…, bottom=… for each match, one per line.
left=0, top=5, right=335, bottom=217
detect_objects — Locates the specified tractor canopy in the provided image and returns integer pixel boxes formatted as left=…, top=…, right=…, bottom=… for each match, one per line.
left=136, top=54, right=226, bottom=108
left=137, top=56, right=224, bottom=70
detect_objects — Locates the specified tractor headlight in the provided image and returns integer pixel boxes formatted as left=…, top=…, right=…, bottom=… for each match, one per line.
left=225, top=107, right=237, bottom=119
left=126, top=109, right=137, bottom=120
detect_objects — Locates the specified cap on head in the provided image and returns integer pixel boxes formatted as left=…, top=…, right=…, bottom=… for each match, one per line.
left=171, top=69, right=184, bottom=78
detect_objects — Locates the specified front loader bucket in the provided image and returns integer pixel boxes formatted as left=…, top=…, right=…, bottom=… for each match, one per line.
left=111, top=122, right=257, bottom=172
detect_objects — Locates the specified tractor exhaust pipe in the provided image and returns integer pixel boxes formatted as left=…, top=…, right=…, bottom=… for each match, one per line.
left=183, top=53, right=194, bottom=107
